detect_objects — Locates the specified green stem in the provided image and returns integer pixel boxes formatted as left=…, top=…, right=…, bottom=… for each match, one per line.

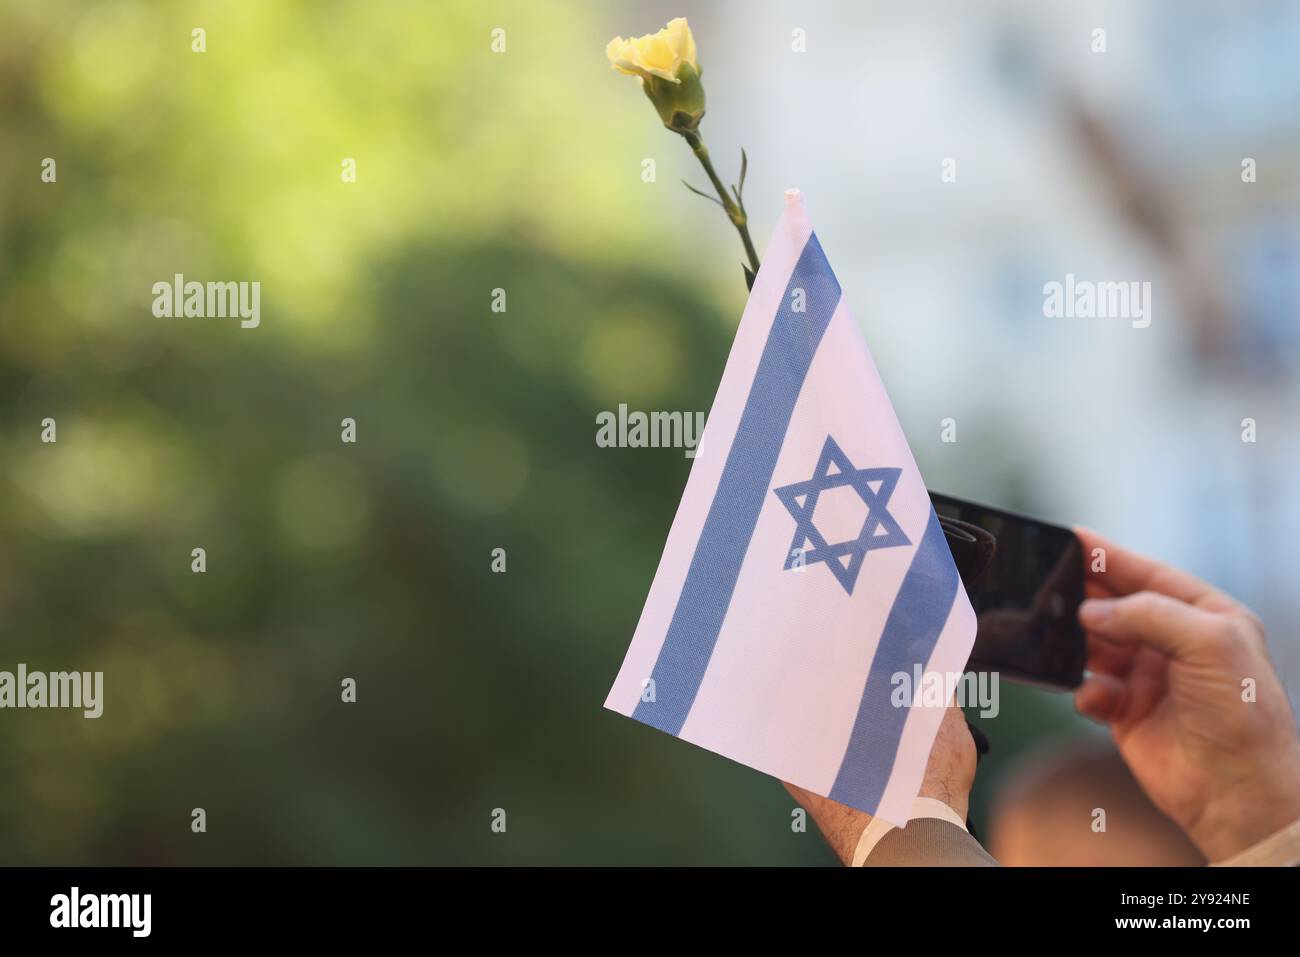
left=683, top=129, right=761, bottom=284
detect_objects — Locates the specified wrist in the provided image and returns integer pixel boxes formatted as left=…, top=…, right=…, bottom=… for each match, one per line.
left=1193, top=757, right=1300, bottom=862
left=918, top=779, right=969, bottom=822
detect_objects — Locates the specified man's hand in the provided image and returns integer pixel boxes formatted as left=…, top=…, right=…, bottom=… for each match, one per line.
left=784, top=703, right=976, bottom=865
left=1074, top=528, right=1300, bottom=862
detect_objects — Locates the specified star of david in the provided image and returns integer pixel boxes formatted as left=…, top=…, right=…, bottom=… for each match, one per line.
left=772, top=435, right=911, bottom=595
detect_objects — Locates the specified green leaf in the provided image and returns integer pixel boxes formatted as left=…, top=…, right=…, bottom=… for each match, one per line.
left=682, top=179, right=725, bottom=208
left=731, top=148, right=750, bottom=210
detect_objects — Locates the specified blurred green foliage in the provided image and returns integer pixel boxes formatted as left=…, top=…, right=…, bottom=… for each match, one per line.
left=0, top=0, right=841, bottom=864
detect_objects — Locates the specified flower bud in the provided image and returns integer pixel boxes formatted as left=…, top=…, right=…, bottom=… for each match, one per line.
left=606, top=18, right=706, bottom=133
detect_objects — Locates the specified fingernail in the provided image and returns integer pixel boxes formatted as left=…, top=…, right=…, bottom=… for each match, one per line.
left=1079, top=598, right=1114, bottom=625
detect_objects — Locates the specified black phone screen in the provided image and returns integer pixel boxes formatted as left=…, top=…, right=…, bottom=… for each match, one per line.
left=930, top=493, right=1086, bottom=690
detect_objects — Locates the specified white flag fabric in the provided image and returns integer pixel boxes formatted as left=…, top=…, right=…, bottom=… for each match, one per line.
left=605, top=190, right=977, bottom=826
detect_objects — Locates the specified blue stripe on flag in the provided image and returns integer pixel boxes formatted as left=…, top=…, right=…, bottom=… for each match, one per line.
left=633, top=234, right=842, bottom=735
left=827, top=508, right=959, bottom=808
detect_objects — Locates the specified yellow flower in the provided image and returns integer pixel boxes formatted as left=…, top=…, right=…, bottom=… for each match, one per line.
left=606, top=18, right=705, bottom=133
left=606, top=17, right=697, bottom=82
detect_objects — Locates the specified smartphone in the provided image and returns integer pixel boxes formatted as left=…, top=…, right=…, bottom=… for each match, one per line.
left=929, top=492, right=1086, bottom=690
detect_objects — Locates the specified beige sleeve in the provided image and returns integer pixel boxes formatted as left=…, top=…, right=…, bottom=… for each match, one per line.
left=1212, top=816, right=1300, bottom=867
left=862, top=818, right=999, bottom=867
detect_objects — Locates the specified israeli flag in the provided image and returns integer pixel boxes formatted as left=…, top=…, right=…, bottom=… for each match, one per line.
left=605, top=190, right=976, bottom=825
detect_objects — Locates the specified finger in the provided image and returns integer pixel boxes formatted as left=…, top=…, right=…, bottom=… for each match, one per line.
left=1079, top=590, right=1224, bottom=659
left=1073, top=526, right=1228, bottom=609
left=1085, top=630, right=1137, bottom=678
left=1075, top=673, right=1127, bottom=724
left=1085, top=579, right=1118, bottom=601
